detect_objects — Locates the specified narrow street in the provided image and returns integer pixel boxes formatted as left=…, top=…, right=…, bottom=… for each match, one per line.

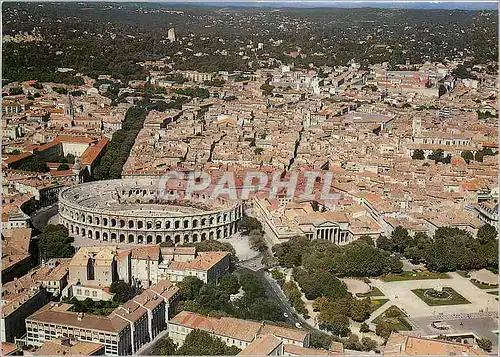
left=30, top=204, right=59, bottom=232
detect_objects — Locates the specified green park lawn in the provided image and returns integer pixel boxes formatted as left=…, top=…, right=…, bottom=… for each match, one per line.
left=486, top=291, right=498, bottom=296
left=412, top=287, right=470, bottom=306
left=369, top=298, right=389, bottom=313
left=372, top=305, right=412, bottom=331
left=470, top=279, right=498, bottom=290
left=381, top=271, right=450, bottom=282
left=357, top=287, right=385, bottom=298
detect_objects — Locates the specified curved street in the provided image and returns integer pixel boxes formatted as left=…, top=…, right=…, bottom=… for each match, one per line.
left=31, top=204, right=59, bottom=232
left=234, top=265, right=317, bottom=332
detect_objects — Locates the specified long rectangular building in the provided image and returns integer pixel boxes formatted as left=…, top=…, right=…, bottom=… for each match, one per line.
left=25, top=280, right=179, bottom=356
left=168, top=311, right=310, bottom=350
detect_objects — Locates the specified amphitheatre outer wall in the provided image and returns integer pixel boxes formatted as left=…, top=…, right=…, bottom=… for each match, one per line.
left=58, top=179, right=244, bottom=245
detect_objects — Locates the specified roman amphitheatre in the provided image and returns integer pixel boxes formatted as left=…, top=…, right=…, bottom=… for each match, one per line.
left=58, top=178, right=243, bottom=245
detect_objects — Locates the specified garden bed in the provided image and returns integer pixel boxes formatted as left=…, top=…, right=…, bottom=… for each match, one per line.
left=372, top=305, right=412, bottom=331
left=381, top=271, right=450, bottom=282
left=412, top=287, right=470, bottom=306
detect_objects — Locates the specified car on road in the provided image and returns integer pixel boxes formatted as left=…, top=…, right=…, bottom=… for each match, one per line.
left=283, top=312, right=289, bottom=318
left=295, top=322, right=302, bottom=329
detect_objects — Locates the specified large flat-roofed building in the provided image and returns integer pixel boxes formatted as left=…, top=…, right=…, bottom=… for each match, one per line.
left=34, top=338, right=105, bottom=356
left=168, top=311, right=309, bottom=350
left=26, top=280, right=179, bottom=356
left=25, top=304, right=131, bottom=356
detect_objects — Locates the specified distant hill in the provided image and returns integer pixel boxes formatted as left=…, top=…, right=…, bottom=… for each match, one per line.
left=169, top=1, right=497, bottom=10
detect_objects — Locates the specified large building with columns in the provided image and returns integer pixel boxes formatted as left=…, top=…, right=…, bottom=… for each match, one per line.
left=58, top=178, right=243, bottom=245
left=253, top=198, right=380, bottom=245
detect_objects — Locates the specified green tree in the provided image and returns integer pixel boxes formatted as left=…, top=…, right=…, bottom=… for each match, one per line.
left=477, top=338, right=492, bottom=352
left=18, top=157, right=50, bottom=173
left=260, top=82, right=274, bottom=95
left=361, top=336, right=378, bottom=351
left=271, top=269, right=285, bottom=284
left=343, top=333, right=363, bottom=350
left=175, top=329, right=241, bottom=355
left=178, top=276, right=204, bottom=301
left=186, top=240, right=237, bottom=258
left=412, top=149, right=425, bottom=160
left=318, top=313, right=350, bottom=337
left=38, top=224, right=74, bottom=260
left=235, top=296, right=284, bottom=321
left=272, top=236, right=311, bottom=268
left=477, top=224, right=497, bottom=244
left=152, top=337, right=177, bottom=355
left=196, top=283, right=233, bottom=314
left=474, top=151, right=484, bottom=162
left=330, top=243, right=403, bottom=277
left=349, top=298, right=371, bottom=322
left=461, top=150, right=473, bottom=164
left=423, top=227, right=477, bottom=272
left=57, top=163, right=70, bottom=171
left=309, top=330, right=335, bottom=349
left=239, top=273, right=266, bottom=300
left=452, top=65, right=477, bottom=80
left=427, top=149, right=445, bottom=163
left=293, top=268, right=349, bottom=300
left=218, top=275, right=240, bottom=295
left=282, top=280, right=309, bottom=318
left=375, top=321, right=396, bottom=340
left=360, top=322, right=370, bottom=333
left=109, top=281, right=135, bottom=303
left=356, top=235, right=374, bottom=246
left=238, top=216, right=262, bottom=234
left=249, top=231, right=267, bottom=252
left=390, top=227, right=413, bottom=254
left=376, top=235, right=392, bottom=251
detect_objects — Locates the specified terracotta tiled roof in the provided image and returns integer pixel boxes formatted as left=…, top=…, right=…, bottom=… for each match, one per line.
left=168, top=251, right=229, bottom=271
left=81, top=137, right=110, bottom=166
left=238, top=335, right=282, bottom=355
left=54, top=135, right=96, bottom=144
left=260, top=323, right=309, bottom=344
left=384, top=332, right=485, bottom=356
left=1, top=342, right=19, bottom=356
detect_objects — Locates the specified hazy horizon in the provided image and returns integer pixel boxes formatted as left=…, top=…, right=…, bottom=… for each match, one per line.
left=154, top=1, right=497, bottom=10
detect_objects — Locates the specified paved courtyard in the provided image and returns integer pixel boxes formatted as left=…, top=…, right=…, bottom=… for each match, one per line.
left=412, top=315, right=498, bottom=350
left=370, top=272, right=498, bottom=319
left=342, top=277, right=370, bottom=295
